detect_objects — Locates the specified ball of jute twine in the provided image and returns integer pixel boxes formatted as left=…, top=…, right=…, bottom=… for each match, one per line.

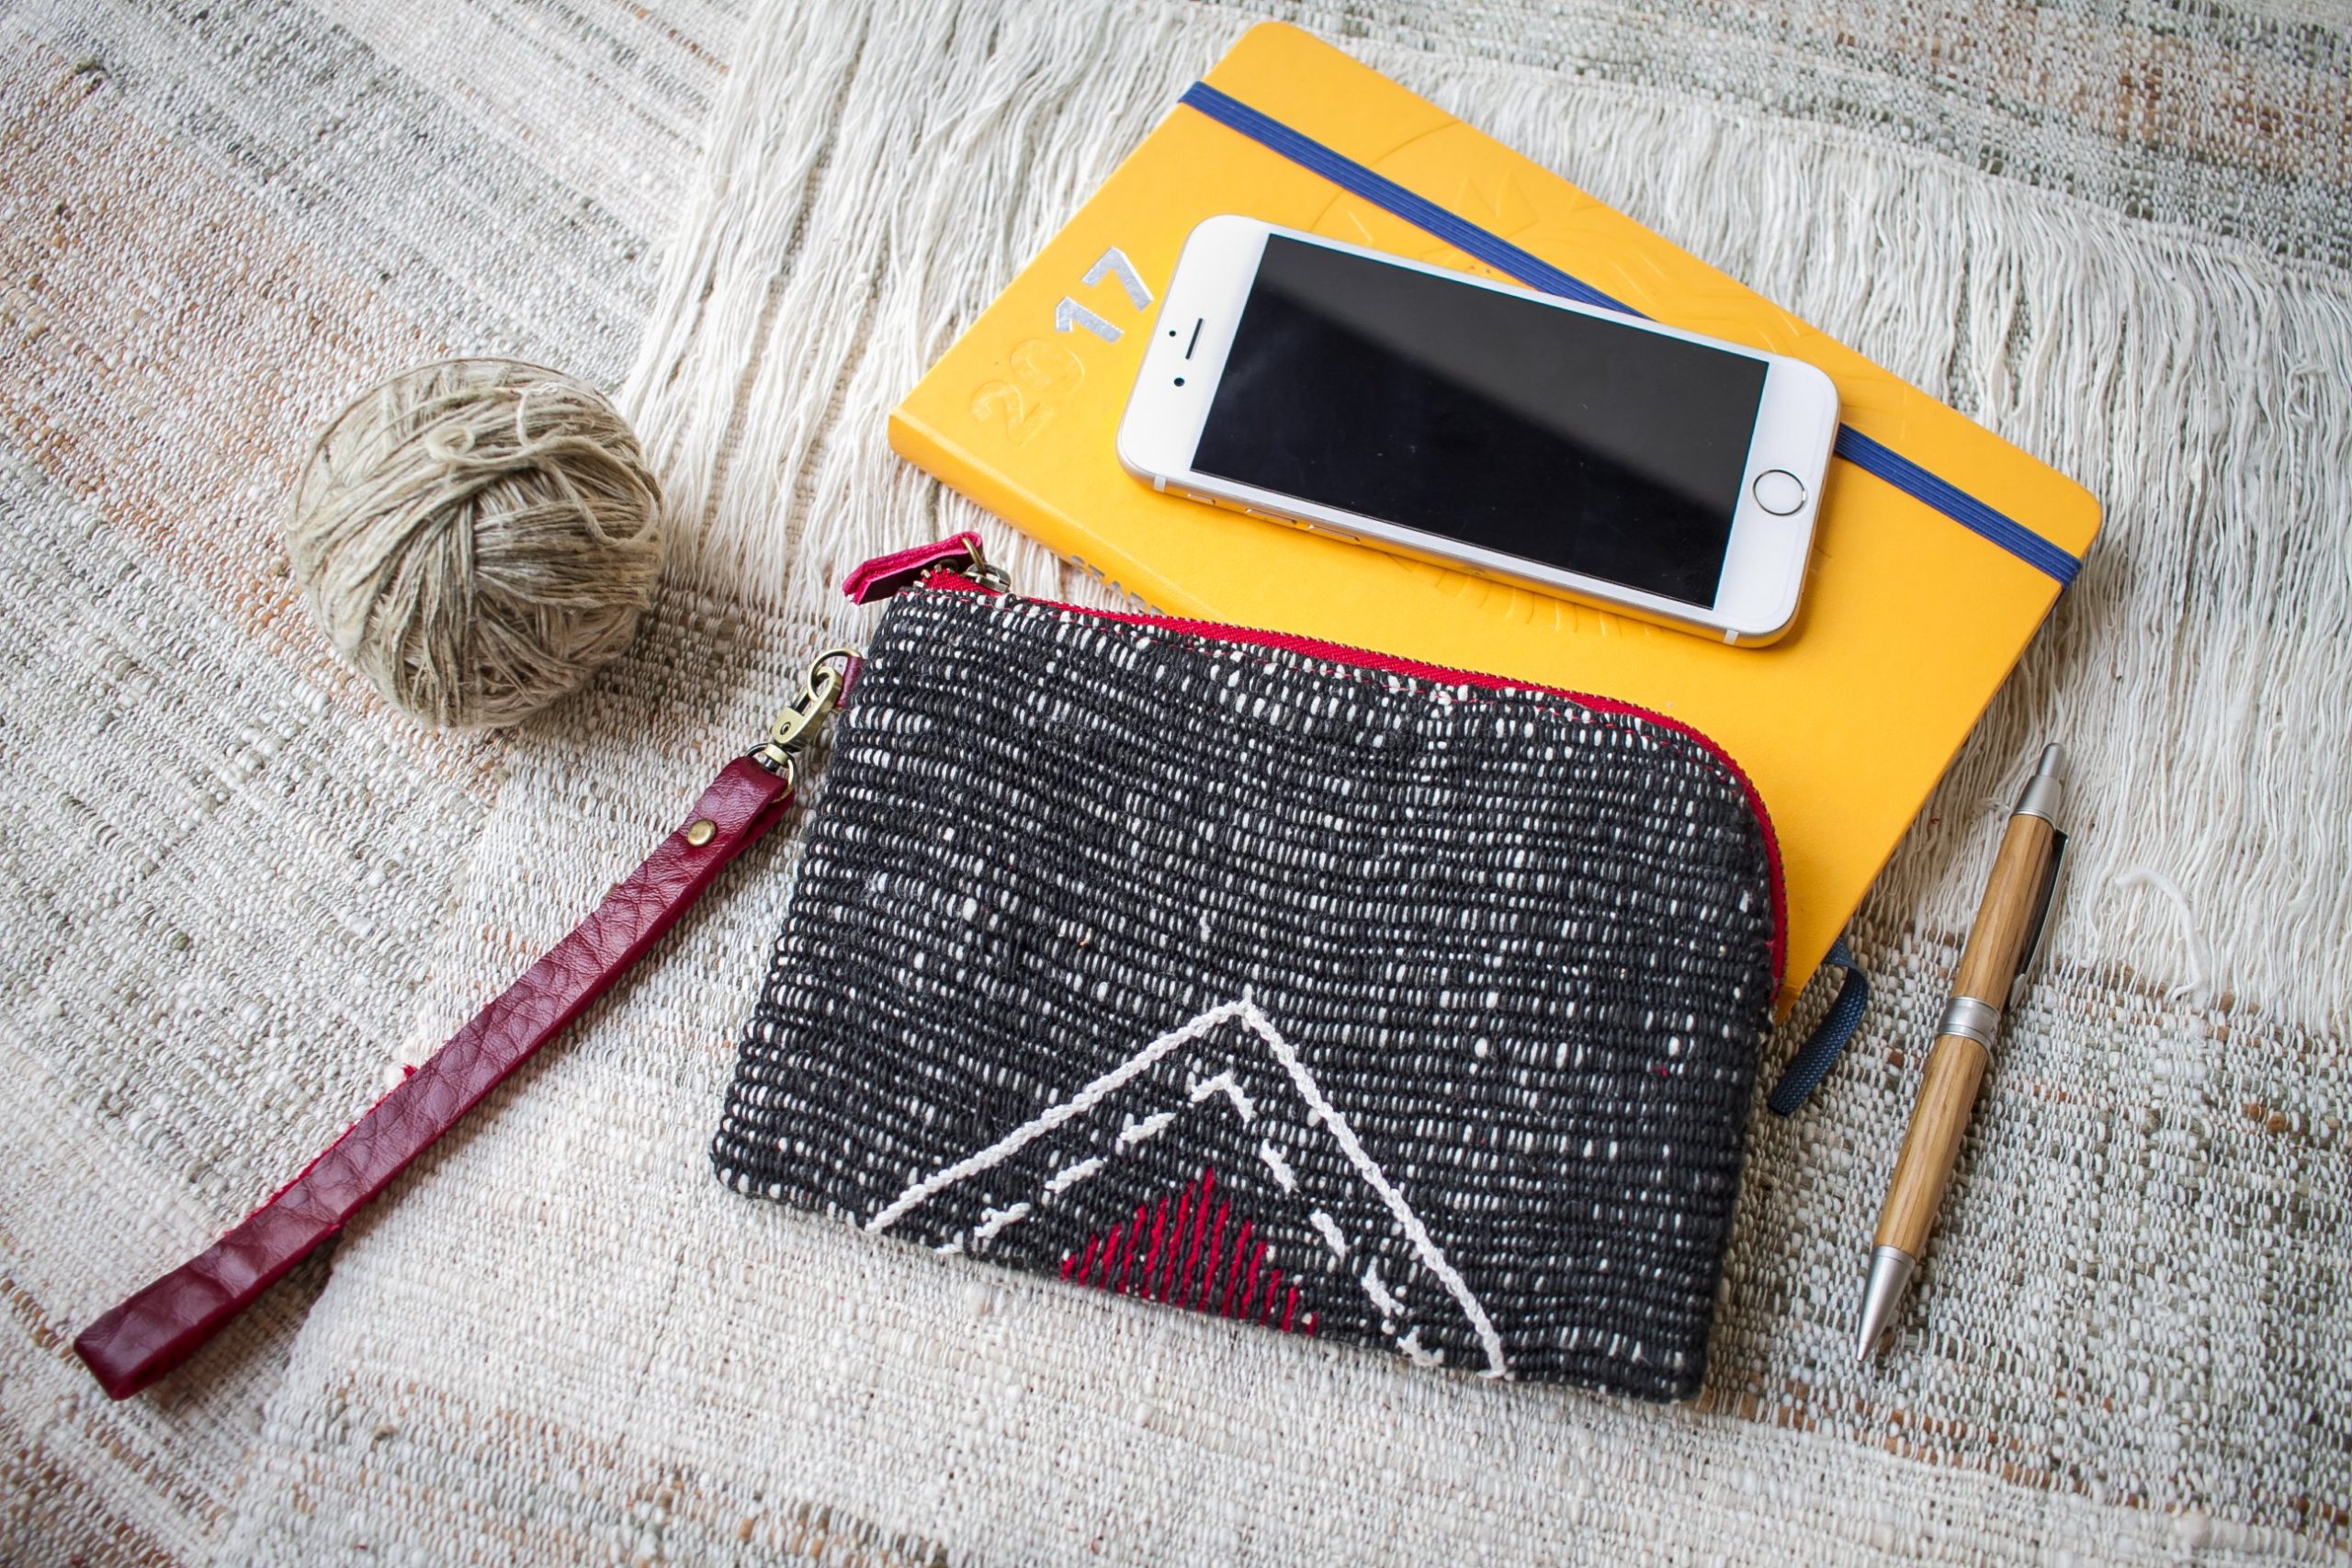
left=288, top=358, right=665, bottom=729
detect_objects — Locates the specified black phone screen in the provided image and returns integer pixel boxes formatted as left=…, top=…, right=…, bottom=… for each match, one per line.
left=1192, top=237, right=1770, bottom=608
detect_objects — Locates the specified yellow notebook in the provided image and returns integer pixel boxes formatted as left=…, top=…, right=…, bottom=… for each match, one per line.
left=888, top=23, right=2101, bottom=1016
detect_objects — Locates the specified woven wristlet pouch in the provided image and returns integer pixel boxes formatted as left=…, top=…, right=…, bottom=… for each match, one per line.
left=717, top=540, right=1783, bottom=1399
left=70, top=533, right=1775, bottom=1403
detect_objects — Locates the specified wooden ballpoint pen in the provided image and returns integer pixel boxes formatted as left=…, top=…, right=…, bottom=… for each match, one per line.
left=1856, top=742, right=2069, bottom=1361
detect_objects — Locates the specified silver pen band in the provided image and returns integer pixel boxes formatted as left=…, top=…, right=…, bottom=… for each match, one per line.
left=1937, top=994, right=2002, bottom=1048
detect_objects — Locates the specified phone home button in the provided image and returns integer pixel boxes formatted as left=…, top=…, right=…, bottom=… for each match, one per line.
left=1751, top=468, right=1807, bottom=515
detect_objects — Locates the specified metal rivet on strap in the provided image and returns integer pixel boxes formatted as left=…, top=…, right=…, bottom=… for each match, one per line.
left=685, top=819, right=718, bottom=847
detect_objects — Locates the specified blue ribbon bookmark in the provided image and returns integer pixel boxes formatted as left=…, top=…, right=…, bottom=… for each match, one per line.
left=1178, top=81, right=2081, bottom=589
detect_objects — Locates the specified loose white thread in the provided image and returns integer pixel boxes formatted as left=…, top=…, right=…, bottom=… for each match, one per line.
left=2109, top=867, right=2223, bottom=1004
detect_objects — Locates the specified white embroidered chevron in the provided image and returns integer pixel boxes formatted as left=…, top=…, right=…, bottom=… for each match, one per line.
left=864, top=998, right=1510, bottom=1377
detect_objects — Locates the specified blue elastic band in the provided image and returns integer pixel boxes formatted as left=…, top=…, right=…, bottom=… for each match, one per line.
left=1767, top=937, right=1871, bottom=1114
left=1178, top=83, right=1639, bottom=317
left=1831, top=427, right=2080, bottom=586
left=1178, top=82, right=2082, bottom=590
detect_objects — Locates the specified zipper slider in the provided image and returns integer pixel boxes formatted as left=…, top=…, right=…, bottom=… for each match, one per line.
left=961, top=548, right=1012, bottom=593
left=752, top=647, right=858, bottom=779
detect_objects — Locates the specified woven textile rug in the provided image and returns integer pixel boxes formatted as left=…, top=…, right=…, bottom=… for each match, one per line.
left=3, top=0, right=2347, bottom=1562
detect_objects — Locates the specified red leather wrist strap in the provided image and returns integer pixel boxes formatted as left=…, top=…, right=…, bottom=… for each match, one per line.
left=74, top=756, right=797, bottom=1400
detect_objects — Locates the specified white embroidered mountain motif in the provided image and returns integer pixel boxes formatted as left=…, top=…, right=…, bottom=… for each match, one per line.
left=865, top=998, right=1510, bottom=1377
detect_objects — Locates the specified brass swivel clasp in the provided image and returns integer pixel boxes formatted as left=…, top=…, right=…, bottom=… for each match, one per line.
left=752, top=647, right=859, bottom=780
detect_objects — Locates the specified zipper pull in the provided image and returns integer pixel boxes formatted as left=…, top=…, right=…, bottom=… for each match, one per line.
left=842, top=533, right=1011, bottom=603
left=752, top=647, right=858, bottom=779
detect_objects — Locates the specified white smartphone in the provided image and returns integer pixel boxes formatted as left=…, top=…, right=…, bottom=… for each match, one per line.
left=1116, top=217, right=1840, bottom=645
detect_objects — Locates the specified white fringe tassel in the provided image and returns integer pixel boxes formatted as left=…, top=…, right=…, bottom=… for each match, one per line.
left=2107, top=867, right=2222, bottom=1007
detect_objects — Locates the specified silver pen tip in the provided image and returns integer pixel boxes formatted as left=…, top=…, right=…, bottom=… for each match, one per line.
left=1853, top=1246, right=1917, bottom=1365
left=2036, top=741, right=2066, bottom=782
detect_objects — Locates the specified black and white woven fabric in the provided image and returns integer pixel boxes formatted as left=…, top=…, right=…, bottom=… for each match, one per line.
left=716, top=581, right=1779, bottom=1398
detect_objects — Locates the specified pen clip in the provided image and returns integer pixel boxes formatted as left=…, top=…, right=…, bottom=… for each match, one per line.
left=2007, top=829, right=2069, bottom=1011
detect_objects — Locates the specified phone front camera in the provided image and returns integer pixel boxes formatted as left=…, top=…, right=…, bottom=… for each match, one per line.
left=1174, top=377, right=1186, bottom=387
